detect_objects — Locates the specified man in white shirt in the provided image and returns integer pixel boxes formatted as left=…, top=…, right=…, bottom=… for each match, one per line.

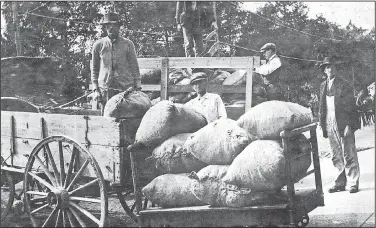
left=253, top=43, right=284, bottom=101
left=184, top=72, right=227, bottom=123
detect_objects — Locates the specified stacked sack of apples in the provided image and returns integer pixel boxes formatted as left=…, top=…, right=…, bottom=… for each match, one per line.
left=135, top=100, right=313, bottom=208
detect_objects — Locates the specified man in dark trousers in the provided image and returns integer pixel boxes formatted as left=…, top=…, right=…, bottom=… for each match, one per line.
left=318, top=57, right=361, bottom=193
left=91, top=12, right=141, bottom=112
left=175, top=1, right=218, bottom=57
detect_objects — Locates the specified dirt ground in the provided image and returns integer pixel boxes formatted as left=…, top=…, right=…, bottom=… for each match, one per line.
left=1, top=124, right=374, bottom=227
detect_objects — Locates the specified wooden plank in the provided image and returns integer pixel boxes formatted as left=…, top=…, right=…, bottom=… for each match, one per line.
left=168, top=57, right=255, bottom=68
left=142, top=84, right=246, bottom=94
left=1, top=136, right=121, bottom=182
left=160, top=58, right=169, bottom=100
left=138, top=58, right=161, bottom=69
left=280, top=123, right=318, bottom=138
left=1, top=111, right=123, bottom=147
left=245, top=57, right=254, bottom=112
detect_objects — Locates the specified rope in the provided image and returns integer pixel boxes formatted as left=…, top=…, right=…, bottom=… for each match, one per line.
left=55, top=91, right=94, bottom=108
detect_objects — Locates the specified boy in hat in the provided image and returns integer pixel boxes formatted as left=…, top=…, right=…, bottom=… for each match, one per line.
left=318, top=57, right=361, bottom=193
left=184, top=72, right=227, bottom=123
left=253, top=43, right=284, bottom=101
left=91, top=12, right=141, bottom=112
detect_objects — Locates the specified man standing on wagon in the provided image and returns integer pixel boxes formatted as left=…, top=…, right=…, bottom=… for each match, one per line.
left=91, top=12, right=142, bottom=112
left=253, top=43, right=284, bottom=101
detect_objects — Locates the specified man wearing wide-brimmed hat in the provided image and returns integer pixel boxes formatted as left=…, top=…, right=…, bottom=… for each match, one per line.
left=253, top=43, right=284, bottom=101
left=184, top=72, right=227, bottom=123
left=91, top=12, right=141, bottom=112
left=318, top=57, right=361, bottom=194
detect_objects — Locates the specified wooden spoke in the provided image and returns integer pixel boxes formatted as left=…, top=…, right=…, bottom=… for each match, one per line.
left=59, top=141, right=66, bottom=186
left=69, top=179, right=98, bottom=196
left=69, top=201, right=100, bottom=225
left=27, top=172, right=55, bottom=191
left=31, top=203, right=49, bottom=214
left=64, top=147, right=77, bottom=189
left=44, top=143, right=61, bottom=185
left=26, top=191, right=48, bottom=196
left=66, top=209, right=79, bottom=228
left=66, top=160, right=89, bottom=192
left=69, top=196, right=101, bottom=203
left=42, top=206, right=58, bottom=227
left=62, top=209, right=67, bottom=227
left=69, top=207, right=88, bottom=227
left=55, top=209, right=61, bottom=228
left=33, top=155, right=59, bottom=187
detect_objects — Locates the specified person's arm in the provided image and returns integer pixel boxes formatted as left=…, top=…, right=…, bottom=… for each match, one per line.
left=254, top=57, right=281, bottom=76
left=91, top=40, right=101, bottom=91
left=127, top=40, right=141, bottom=89
left=216, top=95, right=227, bottom=119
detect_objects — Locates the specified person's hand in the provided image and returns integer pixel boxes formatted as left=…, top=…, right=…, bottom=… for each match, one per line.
left=212, top=22, right=218, bottom=31
left=93, top=88, right=102, bottom=102
left=177, top=24, right=182, bottom=32
left=344, top=125, right=351, bottom=137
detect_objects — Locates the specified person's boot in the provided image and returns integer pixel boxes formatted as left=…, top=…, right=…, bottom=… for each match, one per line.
left=328, top=185, right=346, bottom=193
left=349, top=186, right=359, bottom=193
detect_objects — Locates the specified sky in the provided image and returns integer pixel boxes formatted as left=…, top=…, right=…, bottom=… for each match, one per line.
left=242, top=2, right=375, bottom=31
left=1, top=1, right=375, bottom=35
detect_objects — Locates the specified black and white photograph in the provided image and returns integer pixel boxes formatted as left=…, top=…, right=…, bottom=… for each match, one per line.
left=1, top=1, right=375, bottom=227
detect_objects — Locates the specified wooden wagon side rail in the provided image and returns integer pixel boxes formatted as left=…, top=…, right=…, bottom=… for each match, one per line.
left=138, top=56, right=260, bottom=112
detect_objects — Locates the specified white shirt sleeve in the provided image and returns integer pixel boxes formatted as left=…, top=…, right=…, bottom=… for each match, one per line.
left=216, top=95, right=227, bottom=119
left=255, top=57, right=282, bottom=76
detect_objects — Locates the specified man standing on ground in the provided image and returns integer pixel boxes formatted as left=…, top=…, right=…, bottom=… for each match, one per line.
left=91, top=12, right=141, bottom=112
left=176, top=1, right=218, bottom=57
left=253, top=43, right=284, bottom=101
left=318, top=57, right=361, bottom=194
left=184, top=72, right=227, bottom=123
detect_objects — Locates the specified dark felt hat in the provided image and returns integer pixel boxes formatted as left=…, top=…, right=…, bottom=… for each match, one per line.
left=100, top=12, right=121, bottom=24
left=319, top=57, right=337, bottom=71
left=190, top=72, right=207, bottom=84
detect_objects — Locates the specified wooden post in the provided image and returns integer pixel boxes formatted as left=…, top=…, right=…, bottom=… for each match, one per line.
left=160, top=58, right=169, bottom=100
left=245, top=57, right=254, bottom=112
left=351, top=65, right=356, bottom=97
left=12, top=2, right=22, bottom=56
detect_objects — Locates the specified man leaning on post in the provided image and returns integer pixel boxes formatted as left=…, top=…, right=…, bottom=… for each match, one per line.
left=91, top=12, right=142, bottom=113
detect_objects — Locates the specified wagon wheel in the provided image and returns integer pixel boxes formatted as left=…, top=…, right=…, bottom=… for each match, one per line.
left=23, top=135, right=108, bottom=227
left=1, top=156, right=15, bottom=222
left=115, top=181, right=151, bottom=223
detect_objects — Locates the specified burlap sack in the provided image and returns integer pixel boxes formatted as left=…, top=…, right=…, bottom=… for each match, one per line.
left=140, top=68, right=161, bottom=84
left=236, top=100, right=313, bottom=139
left=146, top=133, right=207, bottom=174
left=103, top=90, right=152, bottom=118
left=222, top=135, right=312, bottom=190
left=135, top=100, right=207, bottom=148
left=184, top=118, right=253, bottom=165
left=189, top=165, right=281, bottom=207
left=142, top=173, right=206, bottom=208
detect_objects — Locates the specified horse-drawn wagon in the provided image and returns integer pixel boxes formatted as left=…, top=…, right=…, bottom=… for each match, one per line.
left=1, top=56, right=325, bottom=227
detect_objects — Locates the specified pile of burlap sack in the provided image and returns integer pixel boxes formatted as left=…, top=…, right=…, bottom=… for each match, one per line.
left=135, top=99, right=314, bottom=208
left=141, top=68, right=267, bottom=107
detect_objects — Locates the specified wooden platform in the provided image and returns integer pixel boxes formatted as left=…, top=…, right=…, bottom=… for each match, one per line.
left=139, top=188, right=324, bottom=227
